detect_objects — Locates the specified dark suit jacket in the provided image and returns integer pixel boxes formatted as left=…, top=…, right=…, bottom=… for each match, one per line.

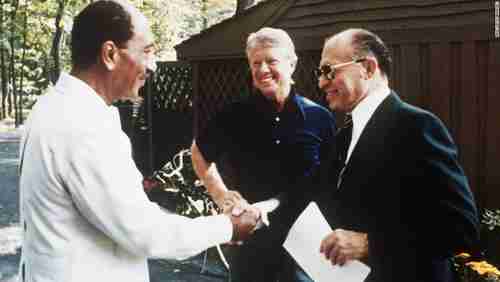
left=314, top=92, right=479, bottom=282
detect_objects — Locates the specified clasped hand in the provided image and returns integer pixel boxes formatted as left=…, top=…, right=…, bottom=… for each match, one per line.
left=219, top=190, right=261, bottom=243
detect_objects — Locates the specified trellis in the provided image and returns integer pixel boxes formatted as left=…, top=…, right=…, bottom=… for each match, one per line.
left=150, top=61, right=193, bottom=113
left=118, top=61, right=194, bottom=175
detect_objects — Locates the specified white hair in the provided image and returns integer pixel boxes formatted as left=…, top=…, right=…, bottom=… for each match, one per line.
left=246, top=27, right=298, bottom=65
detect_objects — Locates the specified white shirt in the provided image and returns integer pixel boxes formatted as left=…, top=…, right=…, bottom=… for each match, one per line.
left=346, top=86, right=391, bottom=163
left=19, top=73, right=232, bottom=282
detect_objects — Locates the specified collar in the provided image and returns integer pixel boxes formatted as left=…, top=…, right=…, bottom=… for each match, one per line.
left=251, top=88, right=305, bottom=121
left=55, top=72, right=110, bottom=110
left=351, top=85, right=391, bottom=133
left=54, top=73, right=120, bottom=127
left=346, top=85, right=390, bottom=161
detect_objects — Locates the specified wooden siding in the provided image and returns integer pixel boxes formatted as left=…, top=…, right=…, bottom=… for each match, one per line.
left=280, top=1, right=488, bottom=30
left=386, top=40, right=499, bottom=211
left=485, top=41, right=500, bottom=210
left=177, top=0, right=491, bottom=58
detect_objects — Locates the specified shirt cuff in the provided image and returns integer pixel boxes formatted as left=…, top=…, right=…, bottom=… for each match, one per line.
left=252, top=198, right=280, bottom=229
left=207, top=214, right=233, bottom=244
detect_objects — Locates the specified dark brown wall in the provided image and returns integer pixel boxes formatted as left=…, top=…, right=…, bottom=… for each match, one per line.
left=389, top=40, right=499, bottom=212
left=178, top=0, right=491, bottom=58
left=278, top=0, right=488, bottom=38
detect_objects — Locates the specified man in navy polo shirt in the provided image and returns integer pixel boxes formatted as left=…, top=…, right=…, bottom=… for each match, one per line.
left=191, top=27, right=336, bottom=282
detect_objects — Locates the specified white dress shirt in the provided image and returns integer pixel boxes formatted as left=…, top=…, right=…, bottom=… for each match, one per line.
left=18, top=73, right=232, bottom=282
left=346, top=86, right=391, bottom=163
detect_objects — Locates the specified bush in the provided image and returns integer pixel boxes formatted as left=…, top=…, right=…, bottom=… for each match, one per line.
left=454, top=253, right=500, bottom=282
left=454, top=209, right=500, bottom=282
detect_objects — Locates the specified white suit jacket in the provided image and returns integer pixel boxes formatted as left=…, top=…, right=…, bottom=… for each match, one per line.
left=18, top=73, right=232, bottom=282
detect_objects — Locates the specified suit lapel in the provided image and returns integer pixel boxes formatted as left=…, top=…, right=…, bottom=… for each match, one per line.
left=339, top=92, right=403, bottom=189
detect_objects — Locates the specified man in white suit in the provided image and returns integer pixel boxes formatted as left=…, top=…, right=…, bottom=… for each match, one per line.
left=18, top=1, right=259, bottom=281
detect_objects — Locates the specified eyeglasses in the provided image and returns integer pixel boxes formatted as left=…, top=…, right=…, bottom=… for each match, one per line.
left=315, top=58, right=366, bottom=80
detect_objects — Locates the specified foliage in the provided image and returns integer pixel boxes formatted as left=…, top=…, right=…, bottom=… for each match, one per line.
left=2, top=0, right=257, bottom=121
left=143, top=148, right=232, bottom=271
left=454, top=253, right=500, bottom=282
left=143, top=148, right=220, bottom=218
left=454, top=209, right=500, bottom=282
left=0, top=0, right=91, bottom=123
left=136, top=0, right=238, bottom=60
left=483, top=209, right=500, bottom=231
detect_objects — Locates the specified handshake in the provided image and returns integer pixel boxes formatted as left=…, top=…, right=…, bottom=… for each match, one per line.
left=220, top=191, right=261, bottom=243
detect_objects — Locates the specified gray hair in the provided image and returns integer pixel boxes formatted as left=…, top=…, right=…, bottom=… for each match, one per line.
left=246, top=27, right=298, bottom=65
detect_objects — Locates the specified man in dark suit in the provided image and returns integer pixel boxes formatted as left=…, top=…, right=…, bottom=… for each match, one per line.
left=315, top=28, right=480, bottom=282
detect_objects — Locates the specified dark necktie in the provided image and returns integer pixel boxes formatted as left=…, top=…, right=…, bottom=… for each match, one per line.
left=336, top=113, right=353, bottom=188
left=337, top=113, right=353, bottom=166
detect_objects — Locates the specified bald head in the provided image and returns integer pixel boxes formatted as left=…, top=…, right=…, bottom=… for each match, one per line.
left=323, top=29, right=357, bottom=62
left=318, top=28, right=392, bottom=113
left=325, top=28, right=392, bottom=78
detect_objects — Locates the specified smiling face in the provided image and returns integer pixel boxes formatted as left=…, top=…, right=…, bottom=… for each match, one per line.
left=113, top=12, right=156, bottom=101
left=247, top=45, right=295, bottom=104
left=318, top=38, right=369, bottom=113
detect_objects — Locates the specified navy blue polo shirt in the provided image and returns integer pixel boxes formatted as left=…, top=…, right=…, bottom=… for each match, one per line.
left=197, top=90, right=336, bottom=203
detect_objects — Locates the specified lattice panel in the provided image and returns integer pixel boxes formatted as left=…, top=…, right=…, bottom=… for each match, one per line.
left=149, top=62, right=193, bottom=113
left=196, top=58, right=252, bottom=133
left=294, top=51, right=324, bottom=104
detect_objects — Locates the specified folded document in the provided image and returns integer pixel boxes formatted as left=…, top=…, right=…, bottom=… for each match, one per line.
left=283, top=202, right=371, bottom=282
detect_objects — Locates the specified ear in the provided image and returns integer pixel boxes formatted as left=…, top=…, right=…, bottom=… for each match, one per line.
left=364, top=57, right=378, bottom=79
left=101, top=41, right=118, bottom=71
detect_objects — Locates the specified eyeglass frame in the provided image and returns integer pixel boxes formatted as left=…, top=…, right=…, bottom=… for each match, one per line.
left=315, top=57, right=367, bottom=80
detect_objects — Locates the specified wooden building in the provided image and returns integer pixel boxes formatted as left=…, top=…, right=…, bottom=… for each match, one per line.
left=173, top=0, right=498, bottom=261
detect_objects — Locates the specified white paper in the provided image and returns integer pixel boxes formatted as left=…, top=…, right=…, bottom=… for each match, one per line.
left=283, top=202, right=371, bottom=282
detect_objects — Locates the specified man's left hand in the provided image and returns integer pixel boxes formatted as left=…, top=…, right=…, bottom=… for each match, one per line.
left=320, top=229, right=368, bottom=266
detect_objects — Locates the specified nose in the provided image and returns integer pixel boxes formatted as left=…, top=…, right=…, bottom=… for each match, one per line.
left=258, top=61, right=270, bottom=72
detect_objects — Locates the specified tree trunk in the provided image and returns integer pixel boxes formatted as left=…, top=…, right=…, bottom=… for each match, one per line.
left=0, top=48, right=6, bottom=120
left=236, top=0, right=255, bottom=14
left=49, top=0, right=65, bottom=84
left=0, top=0, right=6, bottom=120
left=16, top=1, right=28, bottom=126
left=8, top=0, right=18, bottom=118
